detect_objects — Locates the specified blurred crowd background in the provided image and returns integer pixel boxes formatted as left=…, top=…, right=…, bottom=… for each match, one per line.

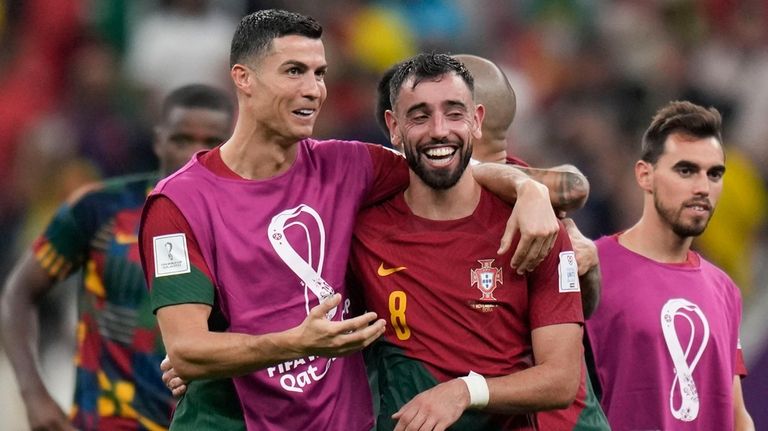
left=1, top=0, right=766, bottom=428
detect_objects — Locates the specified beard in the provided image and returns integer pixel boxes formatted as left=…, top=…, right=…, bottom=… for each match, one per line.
left=653, top=192, right=715, bottom=238
left=404, top=139, right=473, bottom=190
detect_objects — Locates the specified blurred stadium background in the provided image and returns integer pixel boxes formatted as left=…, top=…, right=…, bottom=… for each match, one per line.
left=1, top=0, right=766, bottom=428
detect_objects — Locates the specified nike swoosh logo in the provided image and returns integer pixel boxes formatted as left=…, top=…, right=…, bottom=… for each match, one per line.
left=378, top=263, right=407, bottom=276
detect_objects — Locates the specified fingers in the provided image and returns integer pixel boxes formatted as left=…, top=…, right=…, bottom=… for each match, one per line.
left=333, top=318, right=386, bottom=354
left=172, top=384, right=187, bottom=398
left=160, top=355, right=172, bottom=372
left=497, top=216, right=517, bottom=255
left=511, top=229, right=558, bottom=274
left=168, top=375, right=188, bottom=398
left=309, top=293, right=342, bottom=318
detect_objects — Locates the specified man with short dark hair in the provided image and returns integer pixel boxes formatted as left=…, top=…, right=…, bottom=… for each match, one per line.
left=0, top=84, right=234, bottom=430
left=351, top=52, right=584, bottom=431
left=586, top=101, right=755, bottom=430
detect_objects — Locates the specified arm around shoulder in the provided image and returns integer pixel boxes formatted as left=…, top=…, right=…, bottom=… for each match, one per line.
left=515, top=164, right=590, bottom=213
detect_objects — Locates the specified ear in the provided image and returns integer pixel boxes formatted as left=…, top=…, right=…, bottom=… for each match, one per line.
left=385, top=110, right=400, bottom=148
left=635, top=160, right=653, bottom=193
left=152, top=126, right=163, bottom=157
left=472, top=103, right=485, bottom=140
left=231, top=64, right=252, bottom=96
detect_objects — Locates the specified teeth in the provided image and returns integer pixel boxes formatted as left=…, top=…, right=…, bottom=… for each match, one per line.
left=425, top=147, right=455, bottom=158
left=295, top=109, right=313, bottom=116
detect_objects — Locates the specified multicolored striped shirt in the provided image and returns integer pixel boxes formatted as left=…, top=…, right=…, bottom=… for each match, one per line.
left=34, top=172, right=172, bottom=430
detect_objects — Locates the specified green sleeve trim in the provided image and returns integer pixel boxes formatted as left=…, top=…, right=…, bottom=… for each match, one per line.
left=151, top=266, right=215, bottom=313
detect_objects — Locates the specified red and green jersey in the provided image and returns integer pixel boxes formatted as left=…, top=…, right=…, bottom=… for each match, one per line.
left=350, top=189, right=584, bottom=430
left=33, top=172, right=172, bottom=430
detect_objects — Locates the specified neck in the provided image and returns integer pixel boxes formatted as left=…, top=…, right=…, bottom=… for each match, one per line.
left=219, top=119, right=300, bottom=180
left=618, top=207, right=693, bottom=263
left=473, top=140, right=507, bottom=163
left=404, top=171, right=481, bottom=220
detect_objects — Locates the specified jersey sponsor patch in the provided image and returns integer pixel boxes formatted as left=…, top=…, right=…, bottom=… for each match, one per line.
left=558, top=251, right=580, bottom=293
left=153, top=233, right=191, bottom=277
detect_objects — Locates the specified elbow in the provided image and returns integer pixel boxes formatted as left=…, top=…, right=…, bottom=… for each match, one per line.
left=550, top=371, right=580, bottom=409
left=551, top=169, right=590, bottom=212
left=165, top=343, right=207, bottom=381
left=566, top=172, right=590, bottom=210
left=541, top=363, right=581, bottom=409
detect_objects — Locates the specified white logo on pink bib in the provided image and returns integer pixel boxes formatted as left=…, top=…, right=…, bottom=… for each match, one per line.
left=661, top=298, right=710, bottom=422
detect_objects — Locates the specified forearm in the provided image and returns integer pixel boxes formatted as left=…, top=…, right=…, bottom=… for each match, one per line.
left=733, top=376, right=755, bottom=431
left=516, top=165, right=589, bottom=212
left=158, top=297, right=383, bottom=381
left=476, top=324, right=581, bottom=413
left=579, top=264, right=601, bottom=319
left=483, top=356, right=580, bottom=413
left=158, top=305, right=303, bottom=381
left=0, top=262, right=51, bottom=401
left=471, top=162, right=532, bottom=203
left=0, top=297, right=49, bottom=399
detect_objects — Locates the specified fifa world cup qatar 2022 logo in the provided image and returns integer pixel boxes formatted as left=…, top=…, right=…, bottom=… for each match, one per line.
left=470, top=259, right=503, bottom=300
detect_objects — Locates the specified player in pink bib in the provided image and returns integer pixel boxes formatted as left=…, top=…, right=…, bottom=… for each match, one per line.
left=586, top=101, right=754, bottom=430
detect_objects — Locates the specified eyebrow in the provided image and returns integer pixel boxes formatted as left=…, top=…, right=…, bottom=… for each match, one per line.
left=672, top=160, right=726, bottom=173
left=404, top=99, right=467, bottom=116
left=443, top=100, right=468, bottom=112
left=281, top=60, right=327, bottom=71
left=405, top=102, right=429, bottom=117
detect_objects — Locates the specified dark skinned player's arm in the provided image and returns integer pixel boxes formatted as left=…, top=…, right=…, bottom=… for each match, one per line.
left=0, top=252, right=75, bottom=430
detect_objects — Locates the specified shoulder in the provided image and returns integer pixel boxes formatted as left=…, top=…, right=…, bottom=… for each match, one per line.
left=478, top=187, right=515, bottom=219
left=356, top=194, right=406, bottom=232
left=305, top=138, right=375, bottom=157
left=697, top=255, right=741, bottom=294
left=71, top=172, right=157, bottom=211
left=154, top=157, right=206, bottom=194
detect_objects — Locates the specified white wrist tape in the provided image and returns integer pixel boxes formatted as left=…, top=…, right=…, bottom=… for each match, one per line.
left=459, top=371, right=489, bottom=409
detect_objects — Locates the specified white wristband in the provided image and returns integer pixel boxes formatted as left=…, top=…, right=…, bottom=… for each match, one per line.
left=459, top=371, right=489, bottom=409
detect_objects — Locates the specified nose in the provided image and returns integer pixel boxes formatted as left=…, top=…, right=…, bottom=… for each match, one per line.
left=692, top=172, right=711, bottom=196
left=429, top=114, right=450, bottom=140
left=302, top=75, right=323, bottom=100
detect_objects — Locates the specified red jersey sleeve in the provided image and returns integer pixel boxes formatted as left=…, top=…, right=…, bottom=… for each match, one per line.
left=736, top=342, right=748, bottom=377
left=527, top=222, right=584, bottom=329
left=139, top=195, right=215, bottom=311
left=363, top=144, right=409, bottom=206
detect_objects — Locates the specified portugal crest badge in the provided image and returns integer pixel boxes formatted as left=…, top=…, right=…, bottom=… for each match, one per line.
left=470, top=259, right=503, bottom=301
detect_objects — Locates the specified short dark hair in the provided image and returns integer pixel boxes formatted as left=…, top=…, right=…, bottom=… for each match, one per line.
left=161, top=84, right=235, bottom=122
left=230, top=9, right=322, bottom=67
left=389, top=53, right=474, bottom=111
left=375, top=62, right=402, bottom=138
left=641, top=101, right=723, bottom=164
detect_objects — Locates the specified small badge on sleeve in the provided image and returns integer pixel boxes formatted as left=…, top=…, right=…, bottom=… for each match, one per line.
left=558, top=251, right=580, bottom=293
left=153, top=233, right=191, bottom=277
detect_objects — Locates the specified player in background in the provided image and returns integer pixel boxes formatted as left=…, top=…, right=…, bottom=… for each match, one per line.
left=0, top=84, right=234, bottom=430
left=586, top=100, right=754, bottom=430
